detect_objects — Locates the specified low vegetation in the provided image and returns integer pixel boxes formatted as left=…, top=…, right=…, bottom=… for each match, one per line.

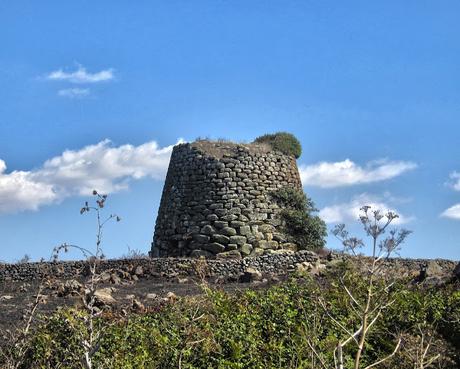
left=271, top=188, right=327, bottom=251
left=3, top=268, right=458, bottom=368
left=253, top=132, right=302, bottom=158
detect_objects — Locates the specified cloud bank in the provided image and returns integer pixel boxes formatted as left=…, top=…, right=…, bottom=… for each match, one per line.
left=447, top=171, right=460, bottom=191
left=0, top=139, right=183, bottom=214
left=46, top=65, right=114, bottom=84
left=319, top=193, right=412, bottom=225
left=58, top=88, right=90, bottom=98
left=299, top=159, right=417, bottom=188
left=441, top=204, right=460, bottom=220
left=440, top=171, right=460, bottom=220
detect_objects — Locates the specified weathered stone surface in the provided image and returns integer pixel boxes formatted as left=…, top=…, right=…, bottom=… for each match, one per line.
left=281, top=243, right=298, bottom=251
left=190, top=250, right=214, bottom=258
left=214, top=221, right=228, bottom=229
left=239, top=225, right=252, bottom=236
left=211, top=234, right=230, bottom=244
left=240, top=243, right=253, bottom=256
left=200, top=225, right=216, bottom=235
left=216, top=250, right=242, bottom=259
left=203, top=242, right=226, bottom=254
left=151, top=141, right=303, bottom=257
left=251, top=247, right=265, bottom=257
left=193, top=234, right=210, bottom=243
left=0, top=252, right=457, bottom=283
left=240, top=267, right=262, bottom=282
left=94, top=288, right=116, bottom=305
left=221, top=227, right=237, bottom=237
left=255, top=240, right=269, bottom=249
left=229, top=235, right=247, bottom=246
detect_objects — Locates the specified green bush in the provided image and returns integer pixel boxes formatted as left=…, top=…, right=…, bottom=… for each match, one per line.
left=271, top=188, right=327, bottom=251
left=253, top=132, right=302, bottom=158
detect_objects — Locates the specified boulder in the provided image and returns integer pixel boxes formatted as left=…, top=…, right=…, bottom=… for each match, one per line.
left=221, top=227, right=237, bottom=236
left=240, top=267, right=262, bottom=283
left=134, top=266, right=144, bottom=276
left=229, top=235, right=247, bottom=246
left=193, top=234, right=210, bottom=243
left=226, top=243, right=238, bottom=250
left=240, top=243, right=253, bottom=256
left=200, top=225, right=216, bottom=235
left=239, top=225, right=252, bottom=236
left=211, top=234, right=230, bottom=244
left=216, top=250, right=242, bottom=259
left=94, top=288, right=116, bottom=305
left=426, top=261, right=444, bottom=277
left=203, top=242, right=226, bottom=254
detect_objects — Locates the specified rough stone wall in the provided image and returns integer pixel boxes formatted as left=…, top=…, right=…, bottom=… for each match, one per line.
left=151, top=141, right=303, bottom=258
left=0, top=253, right=457, bottom=282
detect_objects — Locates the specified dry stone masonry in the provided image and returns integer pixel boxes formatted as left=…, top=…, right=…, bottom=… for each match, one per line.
left=151, top=140, right=302, bottom=258
left=1, top=253, right=457, bottom=283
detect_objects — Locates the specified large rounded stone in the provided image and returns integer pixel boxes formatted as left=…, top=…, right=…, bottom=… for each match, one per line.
left=229, top=235, right=247, bottom=246
left=203, top=242, right=226, bottom=254
left=239, top=225, right=252, bottom=236
left=200, top=225, right=216, bottom=235
left=216, top=250, right=242, bottom=259
left=240, top=243, right=253, bottom=256
left=221, top=227, right=237, bottom=236
left=214, top=221, right=228, bottom=229
left=211, top=234, right=230, bottom=244
left=193, top=234, right=210, bottom=243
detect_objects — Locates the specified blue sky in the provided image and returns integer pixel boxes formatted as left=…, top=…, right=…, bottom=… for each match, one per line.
left=0, top=1, right=459, bottom=262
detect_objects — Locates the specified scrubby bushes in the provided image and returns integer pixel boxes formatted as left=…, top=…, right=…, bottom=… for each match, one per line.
left=12, top=269, right=460, bottom=368
left=253, top=132, right=302, bottom=158
left=271, top=188, right=327, bottom=251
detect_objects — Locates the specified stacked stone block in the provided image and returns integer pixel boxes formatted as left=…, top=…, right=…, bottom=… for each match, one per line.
left=151, top=141, right=303, bottom=258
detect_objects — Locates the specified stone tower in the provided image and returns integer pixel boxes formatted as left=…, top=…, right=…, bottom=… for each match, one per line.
left=151, top=140, right=302, bottom=258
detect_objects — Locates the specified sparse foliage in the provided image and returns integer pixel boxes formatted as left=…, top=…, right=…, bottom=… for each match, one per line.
left=326, top=206, right=412, bottom=369
left=52, top=190, right=120, bottom=369
left=253, top=132, right=302, bottom=158
left=271, top=188, right=327, bottom=251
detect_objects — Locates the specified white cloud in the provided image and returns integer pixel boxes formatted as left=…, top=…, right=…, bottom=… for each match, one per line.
left=0, top=139, right=184, bottom=214
left=447, top=171, right=460, bottom=191
left=58, top=88, right=90, bottom=98
left=299, top=159, right=417, bottom=188
left=439, top=171, right=460, bottom=220
left=46, top=65, right=114, bottom=84
left=441, top=204, right=460, bottom=220
left=319, top=193, right=412, bottom=225
left=0, top=160, right=57, bottom=213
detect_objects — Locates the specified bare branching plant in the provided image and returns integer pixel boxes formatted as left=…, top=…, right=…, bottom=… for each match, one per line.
left=51, top=190, right=120, bottom=369
left=325, top=206, right=411, bottom=369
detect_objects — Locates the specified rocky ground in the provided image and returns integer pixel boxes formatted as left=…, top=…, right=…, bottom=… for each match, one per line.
left=0, top=267, right=282, bottom=335
left=1, top=253, right=458, bottom=336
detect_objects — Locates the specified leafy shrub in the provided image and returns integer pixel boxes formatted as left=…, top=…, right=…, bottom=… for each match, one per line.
left=271, top=188, right=327, bottom=251
left=253, top=132, right=302, bottom=158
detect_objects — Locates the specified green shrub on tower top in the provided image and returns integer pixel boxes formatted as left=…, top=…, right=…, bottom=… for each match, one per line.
left=253, top=132, right=302, bottom=158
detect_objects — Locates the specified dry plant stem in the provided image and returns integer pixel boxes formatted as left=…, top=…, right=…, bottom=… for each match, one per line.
left=56, top=192, right=119, bottom=369
left=331, top=207, right=410, bottom=369
left=353, top=236, right=377, bottom=369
